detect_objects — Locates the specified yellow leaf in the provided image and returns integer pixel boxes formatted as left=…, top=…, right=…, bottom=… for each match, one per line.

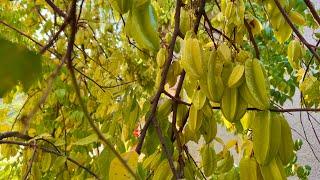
left=109, top=151, right=138, bottom=180
left=0, top=122, right=10, bottom=131
left=223, top=139, right=237, bottom=156
left=28, top=128, right=37, bottom=137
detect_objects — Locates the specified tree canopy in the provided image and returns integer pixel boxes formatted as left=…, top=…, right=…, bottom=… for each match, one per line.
left=0, top=0, right=319, bottom=179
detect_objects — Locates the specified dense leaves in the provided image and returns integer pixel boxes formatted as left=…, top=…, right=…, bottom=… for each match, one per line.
left=0, top=0, right=319, bottom=179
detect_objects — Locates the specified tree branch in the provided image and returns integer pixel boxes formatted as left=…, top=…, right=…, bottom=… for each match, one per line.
left=163, top=91, right=320, bottom=112
left=244, top=19, right=260, bottom=59
left=0, top=20, right=45, bottom=49
left=0, top=131, right=31, bottom=140
left=73, top=66, right=106, bottom=92
left=0, top=20, right=62, bottom=58
left=163, top=89, right=191, bottom=106
left=0, top=140, right=100, bottom=179
left=22, top=61, right=64, bottom=133
left=135, top=0, right=187, bottom=178
left=23, top=140, right=37, bottom=180
left=273, top=0, right=320, bottom=62
left=202, top=13, right=239, bottom=51
left=303, top=0, right=320, bottom=27
left=40, top=17, right=70, bottom=54
left=64, top=1, right=138, bottom=179
left=135, top=0, right=183, bottom=154
left=170, top=73, right=186, bottom=178
left=44, top=0, right=68, bottom=18
left=101, top=80, right=137, bottom=89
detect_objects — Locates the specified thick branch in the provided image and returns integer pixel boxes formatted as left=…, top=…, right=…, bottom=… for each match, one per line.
left=44, top=0, right=68, bottom=18
left=170, top=72, right=187, bottom=178
left=244, top=19, right=260, bottom=59
left=0, top=131, right=31, bottom=140
left=135, top=0, right=183, bottom=154
left=303, top=0, right=320, bottom=27
left=135, top=1, right=185, bottom=178
left=64, top=1, right=137, bottom=178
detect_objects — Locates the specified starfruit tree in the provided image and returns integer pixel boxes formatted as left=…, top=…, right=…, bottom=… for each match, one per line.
left=0, top=0, right=320, bottom=179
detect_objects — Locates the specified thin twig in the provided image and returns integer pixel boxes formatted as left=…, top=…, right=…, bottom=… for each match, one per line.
left=163, top=91, right=320, bottom=112
left=73, top=66, right=106, bottom=92
left=0, top=140, right=100, bottom=179
left=11, top=90, right=40, bottom=130
left=120, top=15, right=151, bottom=57
left=203, top=20, right=218, bottom=49
left=72, top=44, right=118, bottom=80
left=23, top=140, right=37, bottom=180
left=170, top=73, right=187, bottom=178
left=302, top=39, right=320, bottom=81
left=101, top=80, right=137, bottom=89
left=306, top=111, right=320, bottom=146
left=40, top=17, right=70, bottom=54
left=214, top=0, right=221, bottom=11
left=86, top=23, right=109, bottom=58
left=77, top=0, right=86, bottom=23
left=0, top=20, right=62, bottom=58
left=299, top=93, right=320, bottom=162
left=248, top=0, right=257, bottom=17
left=0, top=20, right=44, bottom=48
left=163, top=89, right=191, bottom=106
left=178, top=107, right=190, bottom=134
left=202, top=13, right=238, bottom=51
left=184, top=145, right=207, bottom=180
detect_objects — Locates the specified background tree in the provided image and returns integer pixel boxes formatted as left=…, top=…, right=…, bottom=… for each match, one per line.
left=0, top=0, right=319, bottom=179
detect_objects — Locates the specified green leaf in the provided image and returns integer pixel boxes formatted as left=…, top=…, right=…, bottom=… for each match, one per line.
left=95, top=148, right=115, bottom=179
left=73, top=133, right=110, bottom=146
left=0, top=38, right=41, bottom=96
left=41, top=153, right=52, bottom=172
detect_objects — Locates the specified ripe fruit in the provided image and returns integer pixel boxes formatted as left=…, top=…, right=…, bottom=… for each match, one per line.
left=289, top=11, right=306, bottom=26
left=278, top=115, right=294, bottom=165
left=126, top=2, right=160, bottom=51
left=252, top=111, right=281, bottom=165
left=287, top=40, right=305, bottom=69
left=244, top=59, right=270, bottom=110
left=228, top=64, right=245, bottom=88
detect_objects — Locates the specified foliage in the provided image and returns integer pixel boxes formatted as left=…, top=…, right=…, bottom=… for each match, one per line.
left=0, top=0, right=319, bottom=179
